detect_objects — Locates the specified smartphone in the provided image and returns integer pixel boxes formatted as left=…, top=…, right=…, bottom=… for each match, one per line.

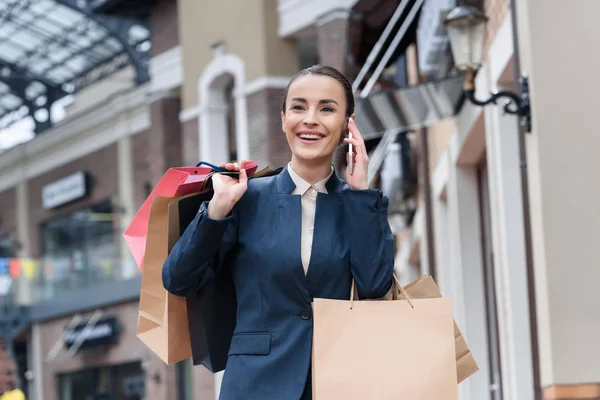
left=347, top=119, right=354, bottom=175
left=348, top=130, right=353, bottom=175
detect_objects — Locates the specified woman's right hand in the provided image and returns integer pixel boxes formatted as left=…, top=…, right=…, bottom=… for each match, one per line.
left=207, top=160, right=249, bottom=219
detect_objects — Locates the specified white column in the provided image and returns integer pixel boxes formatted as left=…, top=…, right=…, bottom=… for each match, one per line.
left=483, top=81, right=535, bottom=400
left=446, top=138, right=491, bottom=400
left=199, top=92, right=230, bottom=164
left=15, top=181, right=32, bottom=304
left=31, top=323, right=43, bottom=400
left=15, top=181, right=30, bottom=256
left=117, top=136, right=136, bottom=278
left=233, top=88, right=250, bottom=162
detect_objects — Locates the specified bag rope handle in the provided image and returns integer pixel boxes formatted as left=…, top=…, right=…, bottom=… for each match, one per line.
left=349, top=273, right=414, bottom=310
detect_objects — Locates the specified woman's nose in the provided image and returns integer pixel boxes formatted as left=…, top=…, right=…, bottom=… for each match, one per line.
left=303, top=110, right=318, bottom=126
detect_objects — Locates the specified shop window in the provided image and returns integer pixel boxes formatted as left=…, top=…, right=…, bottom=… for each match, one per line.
left=58, top=362, right=145, bottom=400
left=0, top=232, right=15, bottom=258
left=40, top=199, right=118, bottom=288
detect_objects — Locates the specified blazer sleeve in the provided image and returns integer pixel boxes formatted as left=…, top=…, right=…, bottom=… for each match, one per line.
left=343, top=189, right=395, bottom=299
left=162, top=200, right=238, bottom=296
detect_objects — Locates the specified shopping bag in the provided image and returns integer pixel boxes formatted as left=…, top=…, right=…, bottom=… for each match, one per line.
left=136, top=195, right=192, bottom=365
left=169, top=167, right=283, bottom=372
left=402, top=275, right=479, bottom=383
left=312, top=275, right=458, bottom=399
left=123, top=161, right=259, bottom=269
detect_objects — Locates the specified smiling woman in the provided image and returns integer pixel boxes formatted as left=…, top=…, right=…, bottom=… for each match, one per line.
left=162, top=65, right=395, bottom=400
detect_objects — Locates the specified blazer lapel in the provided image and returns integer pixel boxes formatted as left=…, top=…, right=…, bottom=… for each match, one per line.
left=305, top=172, right=344, bottom=293
left=276, top=167, right=311, bottom=302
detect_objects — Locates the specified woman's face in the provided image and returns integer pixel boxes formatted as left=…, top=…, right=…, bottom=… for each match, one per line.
left=281, top=74, right=348, bottom=164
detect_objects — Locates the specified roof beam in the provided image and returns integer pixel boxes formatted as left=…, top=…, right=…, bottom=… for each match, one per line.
left=54, top=0, right=150, bottom=86
left=0, top=59, right=67, bottom=133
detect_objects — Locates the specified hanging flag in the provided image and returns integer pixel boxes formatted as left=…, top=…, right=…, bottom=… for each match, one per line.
left=100, top=259, right=114, bottom=277
left=8, top=258, right=20, bottom=279
left=0, top=258, right=8, bottom=276
left=22, top=258, right=38, bottom=280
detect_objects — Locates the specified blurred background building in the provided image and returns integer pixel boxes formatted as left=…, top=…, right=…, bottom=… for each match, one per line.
left=0, top=0, right=597, bottom=399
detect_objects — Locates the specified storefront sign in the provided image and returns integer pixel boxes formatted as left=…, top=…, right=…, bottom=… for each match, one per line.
left=63, top=317, right=119, bottom=349
left=42, top=171, right=90, bottom=209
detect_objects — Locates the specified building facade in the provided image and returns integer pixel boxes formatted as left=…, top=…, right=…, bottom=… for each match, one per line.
left=0, top=0, right=598, bottom=400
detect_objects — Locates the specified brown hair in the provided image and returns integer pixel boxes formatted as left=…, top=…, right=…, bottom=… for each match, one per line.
left=281, top=65, right=355, bottom=118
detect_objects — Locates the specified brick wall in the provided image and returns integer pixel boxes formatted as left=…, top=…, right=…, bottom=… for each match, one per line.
left=27, top=145, right=119, bottom=258
left=247, top=88, right=292, bottom=169
left=181, top=118, right=199, bottom=167
left=38, top=301, right=177, bottom=400
left=149, top=97, right=183, bottom=186
left=150, top=0, right=179, bottom=56
left=317, top=17, right=350, bottom=73
left=0, top=187, right=16, bottom=239
left=131, top=128, right=152, bottom=210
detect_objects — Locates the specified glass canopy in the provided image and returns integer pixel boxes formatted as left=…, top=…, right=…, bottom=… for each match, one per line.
left=0, top=0, right=150, bottom=134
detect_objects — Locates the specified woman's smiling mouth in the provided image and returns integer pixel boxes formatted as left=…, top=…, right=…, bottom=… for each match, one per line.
left=296, top=130, right=326, bottom=142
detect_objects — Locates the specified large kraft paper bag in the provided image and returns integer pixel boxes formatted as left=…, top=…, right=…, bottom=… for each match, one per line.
left=312, top=277, right=458, bottom=399
left=136, top=195, right=192, bottom=365
left=402, top=275, right=479, bottom=383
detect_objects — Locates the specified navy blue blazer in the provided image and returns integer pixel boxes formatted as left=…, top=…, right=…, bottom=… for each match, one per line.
left=162, top=166, right=395, bottom=400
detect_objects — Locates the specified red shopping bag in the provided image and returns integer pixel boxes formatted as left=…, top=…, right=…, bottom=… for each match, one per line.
left=123, top=161, right=258, bottom=269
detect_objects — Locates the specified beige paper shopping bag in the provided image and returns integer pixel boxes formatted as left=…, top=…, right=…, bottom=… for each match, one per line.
left=136, top=195, right=192, bottom=365
left=312, top=276, right=458, bottom=399
left=403, top=275, right=479, bottom=382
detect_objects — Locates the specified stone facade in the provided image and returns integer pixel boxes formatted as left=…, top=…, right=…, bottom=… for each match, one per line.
left=38, top=301, right=178, bottom=400
left=26, top=144, right=119, bottom=259
left=246, top=88, right=292, bottom=169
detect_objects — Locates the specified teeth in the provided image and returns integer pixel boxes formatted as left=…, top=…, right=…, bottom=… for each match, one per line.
left=299, top=134, right=322, bottom=140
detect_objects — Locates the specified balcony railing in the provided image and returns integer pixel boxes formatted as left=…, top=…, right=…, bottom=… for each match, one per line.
left=0, top=256, right=139, bottom=305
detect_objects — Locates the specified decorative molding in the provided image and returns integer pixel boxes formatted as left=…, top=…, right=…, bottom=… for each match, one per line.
left=149, top=46, right=182, bottom=93
left=244, top=76, right=291, bottom=96
left=316, top=8, right=351, bottom=26
left=0, top=85, right=151, bottom=192
left=179, top=107, right=199, bottom=123
left=198, top=51, right=250, bottom=163
left=277, top=0, right=358, bottom=37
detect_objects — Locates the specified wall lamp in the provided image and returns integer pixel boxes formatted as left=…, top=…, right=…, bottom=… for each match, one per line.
left=444, top=5, right=531, bottom=132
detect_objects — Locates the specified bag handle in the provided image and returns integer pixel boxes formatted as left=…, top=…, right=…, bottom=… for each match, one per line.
left=195, top=160, right=228, bottom=172
left=349, top=273, right=414, bottom=310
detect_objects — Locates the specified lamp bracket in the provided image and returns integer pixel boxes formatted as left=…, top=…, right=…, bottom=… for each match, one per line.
left=466, top=75, right=531, bottom=132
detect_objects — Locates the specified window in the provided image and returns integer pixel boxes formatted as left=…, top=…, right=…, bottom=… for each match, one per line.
left=40, top=199, right=118, bottom=288
left=0, top=232, right=15, bottom=258
left=58, top=362, right=145, bottom=400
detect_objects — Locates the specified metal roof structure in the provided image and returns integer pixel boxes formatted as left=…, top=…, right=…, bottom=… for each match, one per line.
left=0, top=0, right=151, bottom=134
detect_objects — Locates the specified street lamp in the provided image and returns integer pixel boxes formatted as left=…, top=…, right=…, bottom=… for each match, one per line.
left=444, top=5, right=531, bottom=132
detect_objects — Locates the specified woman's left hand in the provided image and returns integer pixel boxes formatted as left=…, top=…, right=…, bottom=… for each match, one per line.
left=343, top=118, right=369, bottom=190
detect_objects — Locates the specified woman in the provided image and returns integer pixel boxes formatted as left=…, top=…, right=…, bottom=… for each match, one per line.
left=162, top=65, right=395, bottom=400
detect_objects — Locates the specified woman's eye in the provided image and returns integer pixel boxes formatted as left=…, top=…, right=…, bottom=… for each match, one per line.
left=291, top=105, right=305, bottom=111
left=321, top=107, right=334, bottom=112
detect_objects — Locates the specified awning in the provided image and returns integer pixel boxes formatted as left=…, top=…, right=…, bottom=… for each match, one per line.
left=354, top=73, right=465, bottom=184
